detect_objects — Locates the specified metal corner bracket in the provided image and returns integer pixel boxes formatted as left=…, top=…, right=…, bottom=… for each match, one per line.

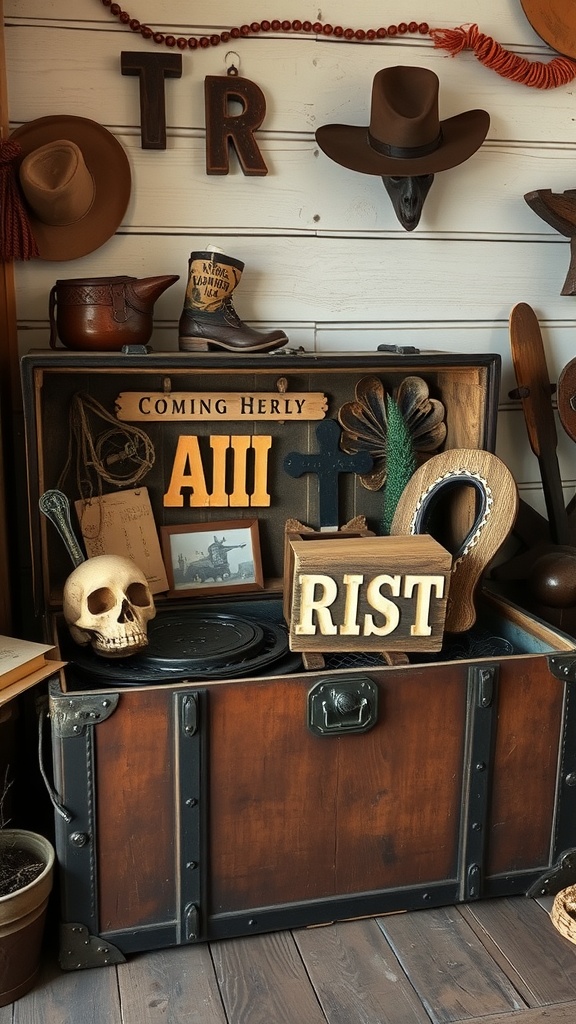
left=548, top=654, right=576, bottom=683
left=526, top=848, right=576, bottom=898
left=59, top=922, right=126, bottom=970
left=50, top=690, right=120, bottom=738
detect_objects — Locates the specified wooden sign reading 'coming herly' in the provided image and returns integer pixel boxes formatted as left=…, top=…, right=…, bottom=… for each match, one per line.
left=115, top=391, right=327, bottom=421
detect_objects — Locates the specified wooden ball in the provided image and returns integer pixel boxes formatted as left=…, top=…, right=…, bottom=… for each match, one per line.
left=529, top=550, right=576, bottom=608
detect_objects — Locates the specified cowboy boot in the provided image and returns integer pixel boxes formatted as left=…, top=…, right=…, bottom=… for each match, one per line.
left=178, top=248, right=289, bottom=352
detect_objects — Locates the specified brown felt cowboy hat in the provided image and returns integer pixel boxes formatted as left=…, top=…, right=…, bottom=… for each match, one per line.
left=315, top=66, right=490, bottom=177
left=520, top=0, right=576, bottom=59
left=10, top=115, right=131, bottom=261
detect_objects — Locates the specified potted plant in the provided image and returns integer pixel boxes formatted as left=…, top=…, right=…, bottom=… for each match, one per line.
left=0, top=772, right=55, bottom=1006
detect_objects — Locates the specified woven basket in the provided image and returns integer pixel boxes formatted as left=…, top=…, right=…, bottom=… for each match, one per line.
left=551, top=885, right=576, bottom=944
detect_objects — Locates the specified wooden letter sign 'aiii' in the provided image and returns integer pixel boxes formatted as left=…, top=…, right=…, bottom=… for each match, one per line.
left=287, top=534, right=452, bottom=655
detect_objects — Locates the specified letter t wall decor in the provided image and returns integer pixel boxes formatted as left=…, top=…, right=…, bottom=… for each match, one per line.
left=119, top=51, right=268, bottom=170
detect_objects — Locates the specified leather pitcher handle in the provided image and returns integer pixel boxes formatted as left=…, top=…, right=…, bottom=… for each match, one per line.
left=48, top=284, right=58, bottom=348
left=110, top=281, right=129, bottom=323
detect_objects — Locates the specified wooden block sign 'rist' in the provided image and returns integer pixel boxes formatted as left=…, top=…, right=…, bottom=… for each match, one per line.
left=287, top=534, right=452, bottom=655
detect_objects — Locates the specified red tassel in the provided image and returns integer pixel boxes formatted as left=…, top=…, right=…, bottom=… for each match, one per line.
left=0, top=139, right=40, bottom=262
left=430, top=25, right=471, bottom=56
left=430, top=23, right=576, bottom=89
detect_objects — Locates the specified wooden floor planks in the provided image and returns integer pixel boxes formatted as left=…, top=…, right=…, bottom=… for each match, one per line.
left=379, top=905, right=526, bottom=1022
left=5, top=897, right=576, bottom=1024
left=460, top=898, right=576, bottom=1007
left=211, top=930, right=329, bottom=1024
left=293, top=918, right=432, bottom=1024
left=12, top=958, right=120, bottom=1024
left=117, top=945, right=228, bottom=1024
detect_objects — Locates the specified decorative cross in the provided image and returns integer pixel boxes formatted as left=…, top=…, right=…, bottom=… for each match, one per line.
left=283, top=419, right=373, bottom=530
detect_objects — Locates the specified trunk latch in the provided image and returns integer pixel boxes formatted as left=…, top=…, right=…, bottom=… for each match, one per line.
left=307, top=675, right=378, bottom=736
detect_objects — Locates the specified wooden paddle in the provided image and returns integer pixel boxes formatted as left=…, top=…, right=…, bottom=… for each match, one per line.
left=557, top=357, right=576, bottom=444
left=509, top=302, right=571, bottom=545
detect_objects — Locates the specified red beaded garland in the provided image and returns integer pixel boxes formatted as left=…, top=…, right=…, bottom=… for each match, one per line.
left=96, top=1, right=431, bottom=52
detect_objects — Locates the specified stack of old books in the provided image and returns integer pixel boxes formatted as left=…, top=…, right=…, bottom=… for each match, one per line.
left=0, top=635, right=64, bottom=706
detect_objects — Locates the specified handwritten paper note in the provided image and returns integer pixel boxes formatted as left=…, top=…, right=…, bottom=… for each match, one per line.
left=75, top=488, right=169, bottom=594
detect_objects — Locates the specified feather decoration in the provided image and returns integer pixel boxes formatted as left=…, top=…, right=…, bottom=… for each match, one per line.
left=381, top=394, right=416, bottom=535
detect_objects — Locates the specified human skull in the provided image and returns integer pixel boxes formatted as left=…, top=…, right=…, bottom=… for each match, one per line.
left=63, top=554, right=156, bottom=658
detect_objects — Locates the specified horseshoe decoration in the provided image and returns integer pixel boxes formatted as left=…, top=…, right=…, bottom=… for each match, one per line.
left=390, top=448, right=519, bottom=633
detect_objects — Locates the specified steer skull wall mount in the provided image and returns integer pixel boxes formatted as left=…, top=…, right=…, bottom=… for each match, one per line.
left=63, top=554, right=156, bottom=658
left=315, top=66, right=490, bottom=233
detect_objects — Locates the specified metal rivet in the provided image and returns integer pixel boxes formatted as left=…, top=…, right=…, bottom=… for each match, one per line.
left=69, top=831, right=89, bottom=847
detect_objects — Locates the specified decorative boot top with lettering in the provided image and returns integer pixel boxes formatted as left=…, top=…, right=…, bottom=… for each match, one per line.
left=178, top=248, right=289, bottom=353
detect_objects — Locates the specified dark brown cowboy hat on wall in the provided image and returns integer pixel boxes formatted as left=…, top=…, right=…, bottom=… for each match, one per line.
left=315, top=65, right=490, bottom=177
left=10, top=114, right=131, bottom=261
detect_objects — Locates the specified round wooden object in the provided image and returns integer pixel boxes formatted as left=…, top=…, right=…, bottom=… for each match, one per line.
left=557, top=357, right=576, bottom=442
left=390, top=448, right=519, bottom=633
left=552, top=885, right=576, bottom=945
left=520, top=0, right=576, bottom=59
left=529, top=549, right=576, bottom=608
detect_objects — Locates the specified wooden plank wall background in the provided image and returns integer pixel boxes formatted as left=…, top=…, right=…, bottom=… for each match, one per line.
left=5, top=0, right=576, bottom=522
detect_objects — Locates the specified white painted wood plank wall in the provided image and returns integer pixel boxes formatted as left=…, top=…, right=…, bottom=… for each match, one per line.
left=5, top=0, right=576, bottom=519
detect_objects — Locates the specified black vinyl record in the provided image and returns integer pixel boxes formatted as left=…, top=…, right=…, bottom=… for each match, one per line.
left=62, top=608, right=298, bottom=685
left=146, top=611, right=266, bottom=670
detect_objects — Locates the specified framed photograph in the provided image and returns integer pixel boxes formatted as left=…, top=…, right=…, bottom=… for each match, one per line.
left=161, top=519, right=264, bottom=598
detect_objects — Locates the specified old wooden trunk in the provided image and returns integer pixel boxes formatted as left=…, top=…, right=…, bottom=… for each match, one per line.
left=20, top=348, right=576, bottom=970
